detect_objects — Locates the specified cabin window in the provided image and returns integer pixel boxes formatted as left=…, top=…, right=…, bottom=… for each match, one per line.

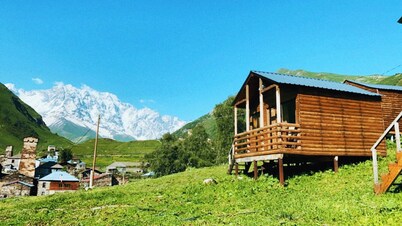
left=58, top=183, right=63, bottom=188
left=281, top=99, right=296, bottom=123
left=42, top=182, right=46, bottom=188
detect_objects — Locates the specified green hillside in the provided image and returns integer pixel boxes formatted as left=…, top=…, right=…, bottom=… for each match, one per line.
left=277, top=68, right=402, bottom=85
left=0, top=83, right=72, bottom=154
left=0, top=144, right=400, bottom=225
left=71, top=138, right=160, bottom=169
left=173, top=113, right=217, bottom=138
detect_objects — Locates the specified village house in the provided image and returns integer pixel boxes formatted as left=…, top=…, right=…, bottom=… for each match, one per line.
left=0, top=174, right=35, bottom=198
left=0, top=137, right=38, bottom=198
left=80, top=173, right=118, bottom=188
left=230, top=71, right=397, bottom=185
left=37, top=171, right=79, bottom=196
left=106, top=162, right=144, bottom=174
left=1, top=146, right=20, bottom=173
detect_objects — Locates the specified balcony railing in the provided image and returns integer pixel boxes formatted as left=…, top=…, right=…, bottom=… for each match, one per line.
left=234, top=123, right=301, bottom=159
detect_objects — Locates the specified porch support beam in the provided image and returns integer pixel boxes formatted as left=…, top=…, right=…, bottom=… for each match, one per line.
left=234, top=106, right=238, bottom=135
left=234, top=99, right=246, bottom=107
left=246, top=84, right=250, bottom=132
left=259, top=78, right=264, bottom=128
left=276, top=86, right=282, bottom=123
left=261, top=84, right=277, bottom=93
left=334, top=156, right=339, bottom=173
left=278, top=157, right=284, bottom=185
left=395, top=122, right=401, bottom=152
left=253, top=160, right=258, bottom=180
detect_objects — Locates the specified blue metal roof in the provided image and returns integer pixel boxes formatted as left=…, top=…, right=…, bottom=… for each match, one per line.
left=344, top=80, right=402, bottom=92
left=3, top=181, right=34, bottom=187
left=39, top=171, right=79, bottom=182
left=252, top=71, right=381, bottom=96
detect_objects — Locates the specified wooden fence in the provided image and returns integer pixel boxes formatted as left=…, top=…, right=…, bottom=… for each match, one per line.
left=234, top=123, right=301, bottom=159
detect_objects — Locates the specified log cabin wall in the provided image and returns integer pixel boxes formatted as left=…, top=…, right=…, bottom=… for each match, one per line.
left=297, top=89, right=386, bottom=156
left=344, top=81, right=402, bottom=127
left=379, top=90, right=402, bottom=127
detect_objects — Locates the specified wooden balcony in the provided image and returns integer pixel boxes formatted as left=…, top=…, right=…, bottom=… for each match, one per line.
left=234, top=123, right=301, bottom=161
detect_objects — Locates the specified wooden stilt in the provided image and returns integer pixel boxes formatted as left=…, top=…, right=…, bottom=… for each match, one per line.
left=334, top=156, right=339, bottom=173
left=253, top=161, right=258, bottom=180
left=235, top=163, right=239, bottom=176
left=278, top=158, right=284, bottom=186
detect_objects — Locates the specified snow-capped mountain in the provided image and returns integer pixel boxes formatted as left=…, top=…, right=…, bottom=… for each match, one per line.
left=5, top=82, right=186, bottom=142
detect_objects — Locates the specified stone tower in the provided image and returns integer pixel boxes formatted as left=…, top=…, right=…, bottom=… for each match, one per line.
left=18, top=137, right=38, bottom=178
left=5, top=146, right=13, bottom=158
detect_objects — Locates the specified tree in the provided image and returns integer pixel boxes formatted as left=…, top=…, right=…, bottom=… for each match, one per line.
left=59, top=148, right=73, bottom=164
left=145, top=133, right=187, bottom=176
left=213, top=96, right=245, bottom=163
left=182, top=124, right=215, bottom=167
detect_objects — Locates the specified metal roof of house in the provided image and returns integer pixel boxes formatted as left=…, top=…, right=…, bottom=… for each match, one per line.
left=3, top=180, right=34, bottom=187
left=106, top=162, right=142, bottom=169
left=39, top=171, right=79, bottom=182
left=51, top=164, right=63, bottom=169
left=344, top=80, right=402, bottom=92
left=252, top=71, right=381, bottom=96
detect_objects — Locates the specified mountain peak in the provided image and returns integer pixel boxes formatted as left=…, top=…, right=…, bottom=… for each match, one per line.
left=11, top=83, right=186, bottom=142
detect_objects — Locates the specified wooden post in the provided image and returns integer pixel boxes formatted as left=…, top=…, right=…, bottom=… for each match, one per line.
left=234, top=106, right=238, bottom=135
left=395, top=122, right=401, bottom=152
left=253, top=160, right=258, bottom=180
left=259, top=78, right=264, bottom=128
left=246, top=84, right=250, bottom=131
left=235, top=163, right=239, bottom=176
left=90, top=115, right=100, bottom=189
left=276, top=86, right=281, bottom=123
left=334, top=156, right=339, bottom=173
left=372, top=148, right=379, bottom=185
left=278, top=158, right=284, bottom=185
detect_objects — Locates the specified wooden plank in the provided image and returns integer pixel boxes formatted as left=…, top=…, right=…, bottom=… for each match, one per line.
left=235, top=154, right=283, bottom=163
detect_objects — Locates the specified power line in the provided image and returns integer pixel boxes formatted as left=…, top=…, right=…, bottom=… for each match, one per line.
left=381, top=64, right=402, bottom=76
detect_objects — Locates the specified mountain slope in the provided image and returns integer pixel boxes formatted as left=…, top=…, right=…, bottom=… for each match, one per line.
left=6, top=83, right=186, bottom=142
left=173, top=113, right=217, bottom=138
left=277, top=68, right=402, bottom=85
left=0, top=148, right=400, bottom=225
left=0, top=83, right=72, bottom=152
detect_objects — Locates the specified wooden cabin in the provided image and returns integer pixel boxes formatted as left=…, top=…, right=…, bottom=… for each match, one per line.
left=344, top=80, right=402, bottom=127
left=231, top=71, right=387, bottom=183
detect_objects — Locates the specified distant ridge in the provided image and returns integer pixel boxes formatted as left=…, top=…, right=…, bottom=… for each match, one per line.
left=277, top=68, right=402, bottom=85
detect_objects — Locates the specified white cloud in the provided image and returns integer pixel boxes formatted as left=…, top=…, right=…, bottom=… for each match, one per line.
left=140, top=99, right=156, bottom=104
left=32, top=77, right=44, bottom=85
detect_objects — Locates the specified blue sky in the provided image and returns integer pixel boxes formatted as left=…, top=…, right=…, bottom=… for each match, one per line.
left=0, top=1, right=401, bottom=121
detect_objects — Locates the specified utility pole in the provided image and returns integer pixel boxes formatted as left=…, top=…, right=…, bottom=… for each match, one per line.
left=90, top=115, right=100, bottom=189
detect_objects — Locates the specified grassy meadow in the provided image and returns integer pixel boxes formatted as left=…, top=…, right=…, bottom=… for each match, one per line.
left=70, top=139, right=160, bottom=169
left=0, top=143, right=401, bottom=225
